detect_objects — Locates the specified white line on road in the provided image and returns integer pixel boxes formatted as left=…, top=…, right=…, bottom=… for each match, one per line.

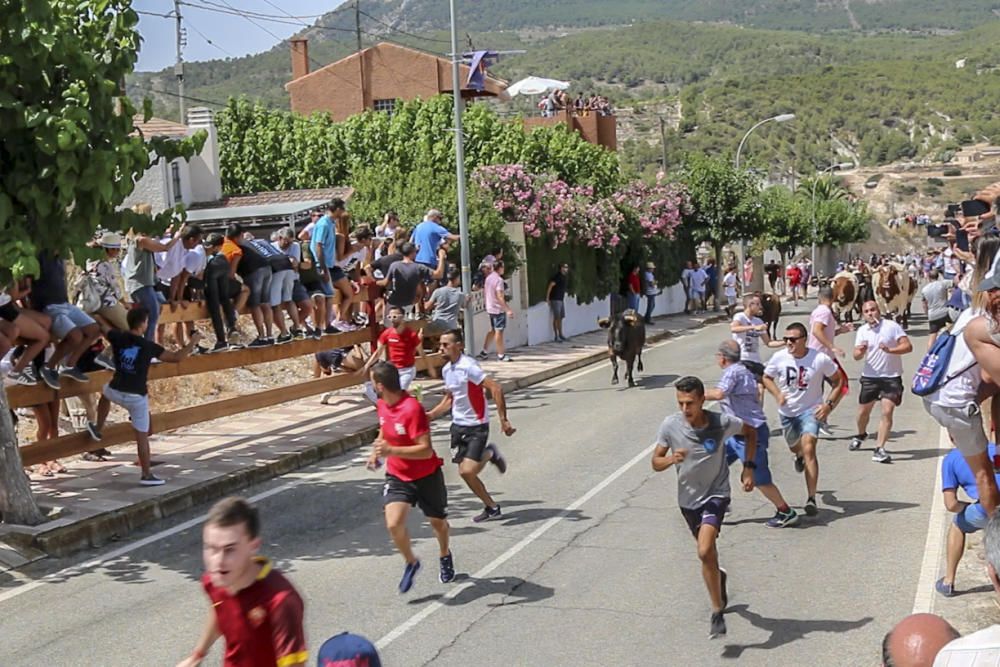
left=375, top=443, right=656, bottom=651
left=911, top=426, right=948, bottom=614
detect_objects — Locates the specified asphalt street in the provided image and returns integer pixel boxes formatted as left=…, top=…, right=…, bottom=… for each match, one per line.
left=1, top=302, right=944, bottom=666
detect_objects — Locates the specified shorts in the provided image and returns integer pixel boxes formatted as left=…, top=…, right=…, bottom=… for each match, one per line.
left=95, top=303, right=129, bottom=331
left=780, top=411, right=822, bottom=447
left=724, top=424, right=773, bottom=487
left=269, top=269, right=295, bottom=307
left=680, top=497, right=730, bottom=538
left=0, top=302, right=19, bottom=322
left=315, top=349, right=346, bottom=371
left=689, top=290, right=705, bottom=301
left=382, top=469, right=448, bottom=519
left=317, top=277, right=335, bottom=297
left=489, top=312, right=507, bottom=331
left=424, top=319, right=457, bottom=337
left=726, top=295, right=737, bottom=307
left=859, top=376, right=904, bottom=406
left=363, top=366, right=415, bottom=403
left=291, top=280, right=310, bottom=303
left=300, top=280, right=326, bottom=298
left=226, top=278, right=242, bottom=301
left=102, top=384, right=151, bottom=433
left=954, top=502, right=989, bottom=534
left=926, top=401, right=988, bottom=457
left=549, top=299, right=566, bottom=319
left=245, top=267, right=272, bottom=308
left=450, top=422, right=490, bottom=463
left=44, top=302, right=97, bottom=339
left=328, top=266, right=347, bottom=284
left=742, top=360, right=765, bottom=382
left=929, top=316, right=950, bottom=334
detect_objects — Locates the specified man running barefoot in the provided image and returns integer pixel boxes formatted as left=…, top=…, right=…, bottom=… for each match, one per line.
left=651, top=376, right=756, bottom=638
left=177, top=497, right=306, bottom=667
left=428, top=329, right=516, bottom=523
left=851, top=300, right=912, bottom=463
left=366, top=362, right=453, bottom=593
left=705, top=340, right=799, bottom=528
left=763, top=323, right=844, bottom=516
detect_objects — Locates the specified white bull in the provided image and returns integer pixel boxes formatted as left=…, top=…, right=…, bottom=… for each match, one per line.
left=871, top=263, right=913, bottom=328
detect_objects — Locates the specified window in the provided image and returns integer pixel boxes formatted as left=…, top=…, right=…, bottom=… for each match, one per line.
left=170, top=162, right=182, bottom=204
left=373, top=98, right=396, bottom=115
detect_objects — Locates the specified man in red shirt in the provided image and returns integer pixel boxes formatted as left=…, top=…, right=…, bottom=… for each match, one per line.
left=177, top=497, right=307, bottom=667
left=360, top=305, right=423, bottom=404
left=366, top=361, right=453, bottom=593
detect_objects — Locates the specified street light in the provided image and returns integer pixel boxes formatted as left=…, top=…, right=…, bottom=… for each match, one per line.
left=734, top=113, right=796, bottom=170
left=811, top=161, right=855, bottom=271
left=449, top=0, right=475, bottom=347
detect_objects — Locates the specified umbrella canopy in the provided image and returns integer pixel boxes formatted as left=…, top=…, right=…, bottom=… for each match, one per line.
left=505, top=76, right=571, bottom=97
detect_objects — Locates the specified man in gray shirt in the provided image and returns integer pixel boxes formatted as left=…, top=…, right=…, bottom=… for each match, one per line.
left=377, top=242, right=443, bottom=315
left=424, top=268, right=465, bottom=336
left=651, top=375, right=756, bottom=639
left=921, top=268, right=951, bottom=348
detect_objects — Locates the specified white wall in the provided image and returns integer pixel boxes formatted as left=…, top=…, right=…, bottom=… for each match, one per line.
left=121, top=159, right=170, bottom=212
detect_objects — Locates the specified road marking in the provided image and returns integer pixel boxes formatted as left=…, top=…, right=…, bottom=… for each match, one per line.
left=375, top=443, right=656, bottom=651
left=911, top=426, right=948, bottom=614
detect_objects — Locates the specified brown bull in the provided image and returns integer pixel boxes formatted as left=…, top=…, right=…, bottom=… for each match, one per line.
left=755, top=292, right=782, bottom=339
left=831, top=271, right=858, bottom=323
left=872, top=263, right=912, bottom=328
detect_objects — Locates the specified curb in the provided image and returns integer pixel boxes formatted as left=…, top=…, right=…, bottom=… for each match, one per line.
left=2, top=313, right=727, bottom=559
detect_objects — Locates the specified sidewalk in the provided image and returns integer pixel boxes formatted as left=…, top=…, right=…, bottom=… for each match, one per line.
left=0, top=310, right=725, bottom=561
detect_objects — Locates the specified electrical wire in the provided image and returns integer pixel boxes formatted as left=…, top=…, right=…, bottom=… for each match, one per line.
left=184, top=18, right=235, bottom=57
left=136, top=9, right=175, bottom=19
left=146, top=88, right=229, bottom=107
left=195, top=0, right=325, bottom=21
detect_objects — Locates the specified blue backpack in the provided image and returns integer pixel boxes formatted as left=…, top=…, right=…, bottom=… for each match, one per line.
left=911, top=326, right=976, bottom=396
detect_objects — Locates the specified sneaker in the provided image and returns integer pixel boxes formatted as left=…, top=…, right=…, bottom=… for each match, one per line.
left=353, top=313, right=369, bottom=327
left=247, top=338, right=270, bottom=348
left=209, top=341, right=229, bottom=353
left=227, top=342, right=246, bottom=351
left=139, top=474, right=166, bottom=487
left=39, top=366, right=61, bottom=390
left=193, top=344, right=211, bottom=355
left=310, top=327, right=322, bottom=340
left=849, top=433, right=866, bottom=451
left=473, top=505, right=502, bottom=523
left=935, top=577, right=956, bottom=598
left=94, top=350, right=116, bottom=371
left=804, top=497, right=818, bottom=516
left=86, top=421, right=102, bottom=441
left=719, top=567, right=728, bottom=611
left=710, top=611, right=727, bottom=638
left=276, top=333, right=293, bottom=345
left=399, top=560, right=421, bottom=594
left=334, top=320, right=358, bottom=332
left=11, top=366, right=39, bottom=386
left=291, top=328, right=306, bottom=340
left=439, top=552, right=455, bottom=584
left=264, top=337, right=276, bottom=345
left=818, top=422, right=834, bottom=436
left=497, top=354, right=513, bottom=362
left=323, top=325, right=341, bottom=335
left=58, top=365, right=89, bottom=383
left=872, top=447, right=892, bottom=464
left=793, top=456, right=805, bottom=473
left=486, top=443, right=507, bottom=474
left=765, top=508, right=800, bottom=528
left=477, top=351, right=489, bottom=360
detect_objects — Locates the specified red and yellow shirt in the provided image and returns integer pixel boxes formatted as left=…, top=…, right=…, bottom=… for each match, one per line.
left=202, top=557, right=307, bottom=667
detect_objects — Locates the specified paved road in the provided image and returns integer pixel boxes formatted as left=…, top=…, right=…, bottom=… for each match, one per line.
left=2, top=304, right=944, bottom=666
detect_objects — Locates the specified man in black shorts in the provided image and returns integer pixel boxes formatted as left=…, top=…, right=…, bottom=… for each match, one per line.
left=367, top=362, right=453, bottom=593
left=850, top=301, right=912, bottom=463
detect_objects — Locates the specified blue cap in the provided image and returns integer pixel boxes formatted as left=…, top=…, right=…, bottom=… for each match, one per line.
left=317, top=632, right=381, bottom=667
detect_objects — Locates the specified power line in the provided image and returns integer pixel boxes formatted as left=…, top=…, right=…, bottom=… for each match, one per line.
left=357, top=9, right=450, bottom=45
left=196, top=0, right=325, bottom=21
left=136, top=9, right=175, bottom=19
left=184, top=18, right=235, bottom=57
left=145, top=88, right=229, bottom=107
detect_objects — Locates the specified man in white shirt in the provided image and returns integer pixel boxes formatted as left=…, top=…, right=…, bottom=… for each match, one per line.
left=722, top=266, right=738, bottom=318
left=850, top=301, right=912, bottom=463
left=690, top=263, right=708, bottom=313
left=730, top=294, right=784, bottom=384
left=763, top=322, right=844, bottom=516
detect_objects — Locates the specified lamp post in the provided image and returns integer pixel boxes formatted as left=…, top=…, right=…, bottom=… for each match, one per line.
left=811, top=161, right=855, bottom=272
left=449, top=0, right=475, bottom=347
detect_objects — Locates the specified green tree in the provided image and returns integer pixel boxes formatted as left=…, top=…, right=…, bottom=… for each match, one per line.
left=760, top=185, right=810, bottom=262
left=0, top=1, right=204, bottom=524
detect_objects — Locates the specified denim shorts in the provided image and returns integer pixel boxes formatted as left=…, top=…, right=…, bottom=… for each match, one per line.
left=245, top=267, right=272, bottom=308
left=954, top=502, right=989, bottom=534
left=44, top=302, right=96, bottom=339
left=780, top=412, right=821, bottom=448
left=291, top=279, right=310, bottom=303
left=725, top=424, right=773, bottom=487
left=489, top=312, right=507, bottom=331
left=269, top=269, right=294, bottom=307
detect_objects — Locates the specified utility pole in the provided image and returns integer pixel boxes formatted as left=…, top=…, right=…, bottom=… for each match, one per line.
left=354, top=1, right=363, bottom=52
left=355, top=1, right=366, bottom=110
left=658, top=116, right=667, bottom=171
left=449, top=0, right=475, bottom=348
left=174, top=0, right=185, bottom=122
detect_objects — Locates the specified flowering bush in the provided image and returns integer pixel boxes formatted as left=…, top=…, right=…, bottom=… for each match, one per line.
left=612, top=175, right=689, bottom=241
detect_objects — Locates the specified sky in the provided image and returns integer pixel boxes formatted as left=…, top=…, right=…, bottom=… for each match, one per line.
left=134, top=0, right=347, bottom=72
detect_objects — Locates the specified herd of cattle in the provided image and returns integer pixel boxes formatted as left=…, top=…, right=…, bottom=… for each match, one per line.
left=599, top=261, right=919, bottom=387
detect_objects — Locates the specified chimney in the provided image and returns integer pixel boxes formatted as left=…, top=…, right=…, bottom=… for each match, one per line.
left=291, top=38, right=310, bottom=80
left=186, top=107, right=222, bottom=202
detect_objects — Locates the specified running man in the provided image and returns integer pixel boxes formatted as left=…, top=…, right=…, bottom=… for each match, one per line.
left=366, top=361, right=453, bottom=593
left=763, top=322, right=845, bottom=516
left=731, top=294, right=784, bottom=386
left=851, top=300, right=912, bottom=463
left=808, top=286, right=853, bottom=435
left=359, top=305, right=423, bottom=404
left=651, top=375, right=756, bottom=638
left=176, top=497, right=306, bottom=667
left=705, top=340, right=799, bottom=528
left=429, top=328, right=515, bottom=522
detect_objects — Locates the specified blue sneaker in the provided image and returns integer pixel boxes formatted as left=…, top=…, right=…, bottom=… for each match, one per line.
left=935, top=577, right=955, bottom=598
left=398, top=560, right=421, bottom=594
left=766, top=509, right=800, bottom=528
left=486, top=443, right=507, bottom=474
left=473, top=505, right=502, bottom=523
left=439, top=552, right=455, bottom=584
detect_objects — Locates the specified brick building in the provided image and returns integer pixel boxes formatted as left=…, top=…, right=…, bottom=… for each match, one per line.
left=285, top=40, right=507, bottom=121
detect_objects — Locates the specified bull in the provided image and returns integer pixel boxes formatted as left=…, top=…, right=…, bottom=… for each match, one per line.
left=756, top=292, right=782, bottom=340
left=831, top=271, right=858, bottom=323
left=872, top=263, right=912, bottom=328
left=598, top=309, right=646, bottom=387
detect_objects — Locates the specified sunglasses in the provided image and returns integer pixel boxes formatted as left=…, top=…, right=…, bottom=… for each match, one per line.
left=782, top=336, right=804, bottom=343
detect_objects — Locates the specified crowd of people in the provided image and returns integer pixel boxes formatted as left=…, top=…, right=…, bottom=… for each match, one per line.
left=538, top=90, right=614, bottom=118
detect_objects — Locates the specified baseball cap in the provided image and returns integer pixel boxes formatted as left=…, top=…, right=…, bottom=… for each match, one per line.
left=317, top=632, right=381, bottom=667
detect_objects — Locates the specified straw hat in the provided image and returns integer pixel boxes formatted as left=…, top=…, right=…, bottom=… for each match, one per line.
left=645, top=261, right=655, bottom=269
left=98, top=231, right=123, bottom=248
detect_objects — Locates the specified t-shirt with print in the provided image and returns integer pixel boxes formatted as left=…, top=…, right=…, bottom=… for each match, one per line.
left=442, top=354, right=489, bottom=426
left=731, top=312, right=764, bottom=363
left=655, top=411, right=744, bottom=509
left=378, top=327, right=420, bottom=369
left=764, top=348, right=838, bottom=418
left=107, top=328, right=164, bottom=396
left=484, top=271, right=505, bottom=315
left=717, top=363, right=766, bottom=428
left=377, top=393, right=442, bottom=482
left=807, top=304, right=837, bottom=356
left=854, top=318, right=907, bottom=378
left=922, top=280, right=950, bottom=321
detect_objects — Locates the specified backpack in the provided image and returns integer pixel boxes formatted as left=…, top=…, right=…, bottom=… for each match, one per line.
left=73, top=271, right=104, bottom=314
left=911, top=323, right=976, bottom=397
